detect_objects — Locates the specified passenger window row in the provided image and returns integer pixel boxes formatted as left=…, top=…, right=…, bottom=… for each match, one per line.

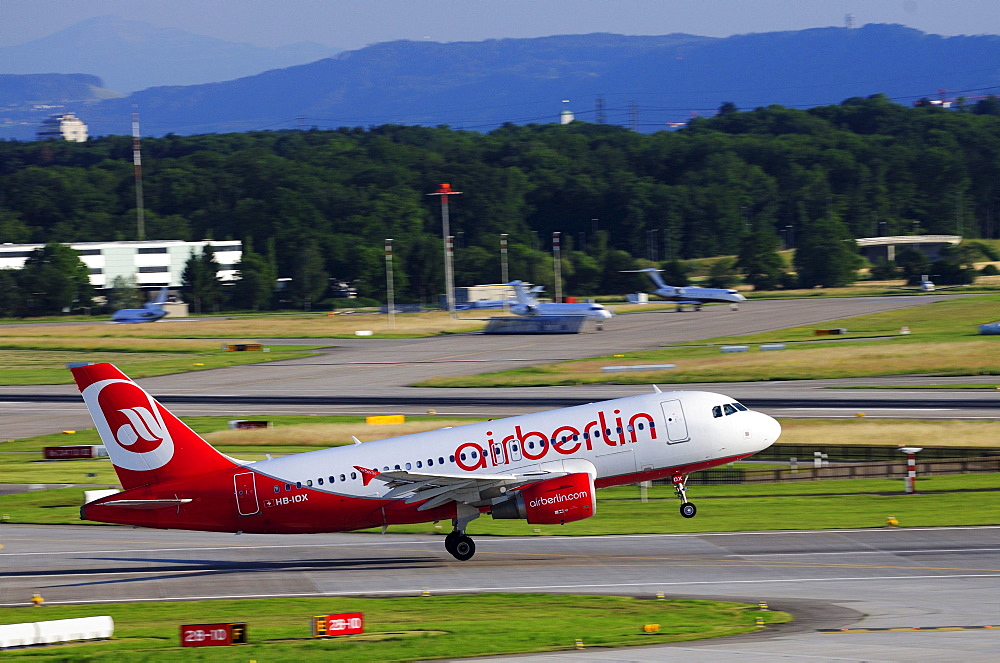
left=272, top=454, right=455, bottom=493
left=268, top=420, right=660, bottom=493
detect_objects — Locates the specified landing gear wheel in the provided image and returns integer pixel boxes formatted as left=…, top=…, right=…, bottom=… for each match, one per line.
left=448, top=534, right=476, bottom=561
left=680, top=502, right=697, bottom=518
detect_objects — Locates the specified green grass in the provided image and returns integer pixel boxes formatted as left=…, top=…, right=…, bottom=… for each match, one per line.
left=0, top=595, right=788, bottom=660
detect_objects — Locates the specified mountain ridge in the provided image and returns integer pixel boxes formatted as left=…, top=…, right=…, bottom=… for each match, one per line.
left=3, top=24, right=998, bottom=140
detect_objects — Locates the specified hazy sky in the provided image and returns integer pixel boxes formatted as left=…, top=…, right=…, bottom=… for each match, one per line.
left=3, top=0, right=999, bottom=49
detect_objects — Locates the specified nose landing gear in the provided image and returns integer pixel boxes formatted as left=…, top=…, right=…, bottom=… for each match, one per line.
left=672, top=474, right=697, bottom=518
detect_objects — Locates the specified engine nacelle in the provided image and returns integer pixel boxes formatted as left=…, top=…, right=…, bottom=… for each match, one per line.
left=490, top=472, right=596, bottom=524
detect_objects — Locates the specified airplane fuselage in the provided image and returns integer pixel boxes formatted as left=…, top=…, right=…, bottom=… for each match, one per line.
left=516, top=302, right=613, bottom=320
left=652, top=286, right=745, bottom=305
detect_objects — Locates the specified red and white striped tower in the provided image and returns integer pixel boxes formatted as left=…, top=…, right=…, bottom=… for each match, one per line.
left=899, top=447, right=923, bottom=494
left=131, top=107, right=145, bottom=240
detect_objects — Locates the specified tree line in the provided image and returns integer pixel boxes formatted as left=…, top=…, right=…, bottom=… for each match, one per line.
left=1, top=93, right=999, bottom=314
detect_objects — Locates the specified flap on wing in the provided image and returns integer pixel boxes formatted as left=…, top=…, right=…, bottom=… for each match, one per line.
left=364, top=468, right=566, bottom=510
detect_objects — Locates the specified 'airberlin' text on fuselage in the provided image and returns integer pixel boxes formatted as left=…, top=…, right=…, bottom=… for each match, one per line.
left=454, top=408, right=656, bottom=472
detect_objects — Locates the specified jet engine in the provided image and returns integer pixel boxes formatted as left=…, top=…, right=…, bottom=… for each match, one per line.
left=490, top=472, right=596, bottom=524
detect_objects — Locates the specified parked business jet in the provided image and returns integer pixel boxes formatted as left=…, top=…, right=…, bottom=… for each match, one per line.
left=625, top=268, right=746, bottom=311
left=509, top=280, right=613, bottom=327
left=110, top=287, right=169, bottom=323
left=73, top=363, right=780, bottom=560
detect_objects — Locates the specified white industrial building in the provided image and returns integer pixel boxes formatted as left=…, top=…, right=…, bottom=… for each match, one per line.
left=36, top=113, right=89, bottom=142
left=0, top=240, right=242, bottom=290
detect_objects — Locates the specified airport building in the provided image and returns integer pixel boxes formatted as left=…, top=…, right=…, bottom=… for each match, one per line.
left=0, top=240, right=242, bottom=290
left=36, top=112, right=88, bottom=142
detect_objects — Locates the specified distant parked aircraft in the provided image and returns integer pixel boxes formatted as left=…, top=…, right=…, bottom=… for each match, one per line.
left=110, top=287, right=169, bottom=323
left=508, top=280, right=613, bottom=328
left=624, top=268, right=745, bottom=311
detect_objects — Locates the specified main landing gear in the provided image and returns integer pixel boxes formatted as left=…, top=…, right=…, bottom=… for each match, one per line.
left=444, top=530, right=476, bottom=561
left=445, top=503, right=480, bottom=561
left=672, top=474, right=697, bottom=519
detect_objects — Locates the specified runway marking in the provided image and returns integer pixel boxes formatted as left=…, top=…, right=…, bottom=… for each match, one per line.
left=9, top=545, right=1000, bottom=575
left=795, top=408, right=956, bottom=412
left=3, top=573, right=1000, bottom=608
left=733, top=547, right=1000, bottom=557
left=820, top=625, right=999, bottom=633
left=5, top=525, right=1000, bottom=554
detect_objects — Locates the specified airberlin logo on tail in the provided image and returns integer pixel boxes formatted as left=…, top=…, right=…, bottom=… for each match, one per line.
left=81, top=379, right=175, bottom=471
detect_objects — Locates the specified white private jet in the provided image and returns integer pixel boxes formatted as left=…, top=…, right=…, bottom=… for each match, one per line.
left=625, top=268, right=746, bottom=311
left=508, top=280, right=613, bottom=328
left=110, top=287, right=170, bottom=323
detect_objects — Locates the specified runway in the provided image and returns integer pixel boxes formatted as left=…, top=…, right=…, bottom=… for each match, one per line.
left=3, top=524, right=999, bottom=660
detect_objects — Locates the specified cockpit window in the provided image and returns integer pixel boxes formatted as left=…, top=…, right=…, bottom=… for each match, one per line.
left=723, top=403, right=737, bottom=415
left=712, top=405, right=723, bottom=418
left=732, top=402, right=748, bottom=411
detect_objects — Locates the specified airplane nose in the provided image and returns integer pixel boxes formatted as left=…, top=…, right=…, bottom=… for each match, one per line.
left=755, top=412, right=781, bottom=449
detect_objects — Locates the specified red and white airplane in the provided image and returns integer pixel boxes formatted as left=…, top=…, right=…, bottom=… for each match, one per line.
left=73, top=363, right=780, bottom=561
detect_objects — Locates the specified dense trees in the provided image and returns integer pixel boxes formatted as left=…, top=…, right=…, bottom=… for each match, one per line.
left=7, top=243, right=93, bottom=315
left=0, top=95, right=998, bottom=309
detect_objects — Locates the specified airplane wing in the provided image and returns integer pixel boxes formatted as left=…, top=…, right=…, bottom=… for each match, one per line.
left=356, top=466, right=567, bottom=511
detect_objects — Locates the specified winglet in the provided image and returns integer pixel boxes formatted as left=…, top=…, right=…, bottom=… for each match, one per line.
left=352, top=436, right=362, bottom=445
left=652, top=384, right=662, bottom=393
left=354, top=466, right=380, bottom=486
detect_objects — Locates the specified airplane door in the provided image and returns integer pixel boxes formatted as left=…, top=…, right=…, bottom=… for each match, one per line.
left=234, top=472, right=260, bottom=516
left=506, top=437, right=523, bottom=462
left=659, top=400, right=690, bottom=443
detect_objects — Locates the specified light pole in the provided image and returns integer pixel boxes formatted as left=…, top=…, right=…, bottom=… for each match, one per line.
left=385, top=238, right=395, bottom=330
left=552, top=231, right=562, bottom=303
left=500, top=233, right=509, bottom=312
left=427, top=183, right=462, bottom=319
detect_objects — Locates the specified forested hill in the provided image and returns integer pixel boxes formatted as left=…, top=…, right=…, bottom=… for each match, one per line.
left=2, top=96, right=999, bottom=302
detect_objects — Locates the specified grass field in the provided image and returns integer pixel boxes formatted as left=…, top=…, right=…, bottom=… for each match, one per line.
left=0, top=310, right=486, bottom=340
left=0, top=595, right=789, bottom=660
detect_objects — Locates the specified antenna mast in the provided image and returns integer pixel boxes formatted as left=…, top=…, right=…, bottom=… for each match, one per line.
left=132, top=107, right=145, bottom=241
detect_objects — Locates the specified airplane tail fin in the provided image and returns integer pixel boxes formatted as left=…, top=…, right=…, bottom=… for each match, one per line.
left=621, top=268, right=668, bottom=290
left=153, top=287, right=169, bottom=304
left=508, top=280, right=535, bottom=311
left=72, top=363, right=240, bottom=490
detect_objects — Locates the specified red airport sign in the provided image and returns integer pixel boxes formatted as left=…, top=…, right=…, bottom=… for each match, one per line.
left=313, top=612, right=364, bottom=637
left=180, top=622, right=247, bottom=647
